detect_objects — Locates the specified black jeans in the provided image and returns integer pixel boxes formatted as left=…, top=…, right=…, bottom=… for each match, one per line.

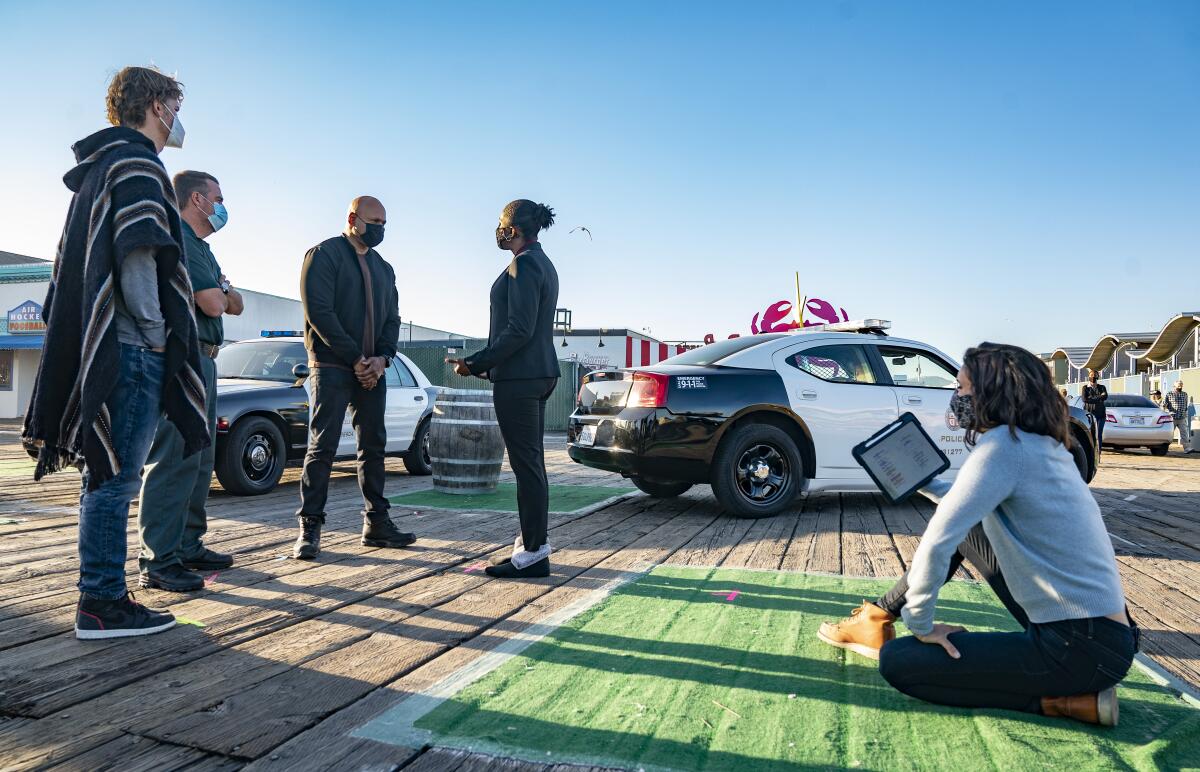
left=877, top=523, right=1029, bottom=630
left=297, top=367, right=388, bottom=522
left=493, top=377, right=557, bottom=552
left=880, top=616, right=1136, bottom=713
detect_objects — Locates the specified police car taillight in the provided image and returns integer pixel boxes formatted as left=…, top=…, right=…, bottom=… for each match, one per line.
left=628, top=372, right=669, bottom=408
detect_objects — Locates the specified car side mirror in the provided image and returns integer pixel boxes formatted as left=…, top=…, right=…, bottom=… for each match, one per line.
left=292, top=363, right=310, bottom=383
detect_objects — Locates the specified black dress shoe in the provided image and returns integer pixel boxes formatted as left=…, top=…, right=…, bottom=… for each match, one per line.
left=181, top=548, right=234, bottom=571
left=485, top=557, right=550, bottom=578
left=294, top=516, right=322, bottom=560
left=362, top=515, right=417, bottom=548
left=139, top=564, right=205, bottom=592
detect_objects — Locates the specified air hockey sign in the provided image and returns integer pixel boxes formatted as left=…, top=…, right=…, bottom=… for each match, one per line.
left=7, top=300, right=45, bottom=334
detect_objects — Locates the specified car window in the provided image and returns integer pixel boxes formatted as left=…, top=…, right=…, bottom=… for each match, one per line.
left=665, top=334, right=789, bottom=366
left=786, top=344, right=877, bottom=384
left=217, top=340, right=308, bottom=382
left=877, top=346, right=957, bottom=389
left=390, top=358, right=418, bottom=388
left=1106, top=394, right=1156, bottom=408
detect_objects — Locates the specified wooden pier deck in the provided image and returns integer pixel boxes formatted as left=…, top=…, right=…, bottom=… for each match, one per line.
left=1, top=426, right=1197, bottom=771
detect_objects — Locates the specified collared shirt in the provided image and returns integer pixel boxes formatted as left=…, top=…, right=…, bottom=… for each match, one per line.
left=181, top=220, right=224, bottom=345
left=1163, top=390, right=1190, bottom=421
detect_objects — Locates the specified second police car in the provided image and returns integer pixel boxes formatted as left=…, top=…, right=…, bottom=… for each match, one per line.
left=212, top=332, right=437, bottom=495
left=568, top=320, right=1099, bottom=517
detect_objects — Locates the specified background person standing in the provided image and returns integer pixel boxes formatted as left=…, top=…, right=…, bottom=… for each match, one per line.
left=1082, top=369, right=1109, bottom=455
left=294, top=196, right=414, bottom=559
left=22, top=66, right=209, bottom=638
left=137, top=170, right=244, bottom=592
left=1162, top=381, right=1193, bottom=453
left=448, top=199, right=560, bottom=579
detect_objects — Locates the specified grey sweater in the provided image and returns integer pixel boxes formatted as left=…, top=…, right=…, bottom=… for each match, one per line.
left=902, top=427, right=1126, bottom=635
left=114, top=245, right=166, bottom=348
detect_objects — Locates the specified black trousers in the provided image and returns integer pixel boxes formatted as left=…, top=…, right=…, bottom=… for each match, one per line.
left=492, top=377, right=557, bottom=552
left=297, top=367, right=388, bottom=523
left=875, top=524, right=1136, bottom=713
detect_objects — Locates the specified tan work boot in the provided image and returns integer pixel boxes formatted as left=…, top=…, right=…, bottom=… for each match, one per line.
left=1041, top=687, right=1118, bottom=726
left=817, top=601, right=896, bottom=660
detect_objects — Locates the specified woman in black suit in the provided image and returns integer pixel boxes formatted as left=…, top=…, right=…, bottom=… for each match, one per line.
left=448, top=199, right=560, bottom=578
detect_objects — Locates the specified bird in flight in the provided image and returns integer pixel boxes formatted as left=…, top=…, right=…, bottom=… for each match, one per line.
left=569, top=226, right=593, bottom=240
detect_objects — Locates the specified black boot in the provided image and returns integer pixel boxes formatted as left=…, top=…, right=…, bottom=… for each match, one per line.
left=362, top=514, right=416, bottom=548
left=485, top=557, right=550, bottom=579
left=294, top=516, right=322, bottom=560
left=181, top=548, right=234, bottom=571
left=138, top=564, right=205, bottom=592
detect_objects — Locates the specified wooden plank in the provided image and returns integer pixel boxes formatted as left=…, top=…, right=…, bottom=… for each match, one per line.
left=40, top=732, right=231, bottom=772
left=804, top=493, right=842, bottom=574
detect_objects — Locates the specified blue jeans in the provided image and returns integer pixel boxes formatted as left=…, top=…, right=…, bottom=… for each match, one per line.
left=78, top=344, right=165, bottom=599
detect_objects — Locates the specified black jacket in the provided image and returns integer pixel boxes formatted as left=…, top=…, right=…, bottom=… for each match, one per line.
left=466, top=242, right=560, bottom=381
left=1082, top=383, right=1108, bottom=416
left=300, top=236, right=400, bottom=368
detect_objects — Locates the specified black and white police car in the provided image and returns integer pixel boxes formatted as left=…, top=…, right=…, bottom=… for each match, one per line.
left=212, top=332, right=437, bottom=495
left=568, top=320, right=1098, bottom=518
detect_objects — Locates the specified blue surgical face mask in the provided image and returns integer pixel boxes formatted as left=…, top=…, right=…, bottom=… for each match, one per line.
left=200, top=194, right=228, bottom=232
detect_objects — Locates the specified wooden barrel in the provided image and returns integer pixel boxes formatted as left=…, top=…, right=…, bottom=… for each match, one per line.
left=430, top=388, right=505, bottom=495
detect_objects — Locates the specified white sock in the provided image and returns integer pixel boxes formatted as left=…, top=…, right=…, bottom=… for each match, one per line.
left=511, top=543, right=551, bottom=569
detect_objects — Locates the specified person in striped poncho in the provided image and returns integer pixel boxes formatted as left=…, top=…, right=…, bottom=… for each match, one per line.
left=22, top=66, right=209, bottom=640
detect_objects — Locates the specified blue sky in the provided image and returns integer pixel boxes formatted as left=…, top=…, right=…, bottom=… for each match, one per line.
left=1, top=1, right=1197, bottom=359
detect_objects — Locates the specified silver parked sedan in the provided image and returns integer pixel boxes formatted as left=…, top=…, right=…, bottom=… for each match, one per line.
left=1073, top=393, right=1174, bottom=456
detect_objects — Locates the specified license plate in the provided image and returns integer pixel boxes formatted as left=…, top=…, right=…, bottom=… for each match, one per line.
left=1128, top=416, right=1145, bottom=425
left=577, top=425, right=596, bottom=447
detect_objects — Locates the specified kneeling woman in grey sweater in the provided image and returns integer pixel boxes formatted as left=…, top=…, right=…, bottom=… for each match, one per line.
left=877, top=343, right=1135, bottom=725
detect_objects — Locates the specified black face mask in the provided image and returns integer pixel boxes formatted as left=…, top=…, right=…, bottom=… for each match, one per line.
left=361, top=222, right=385, bottom=248
left=495, top=225, right=515, bottom=249
left=949, top=392, right=976, bottom=431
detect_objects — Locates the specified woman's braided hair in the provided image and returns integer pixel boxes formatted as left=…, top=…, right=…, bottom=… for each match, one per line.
left=961, top=342, right=1071, bottom=448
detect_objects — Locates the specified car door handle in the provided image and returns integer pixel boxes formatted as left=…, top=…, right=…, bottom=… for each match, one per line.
left=414, top=395, right=424, bottom=402
left=799, top=390, right=818, bottom=400
left=904, top=395, right=922, bottom=405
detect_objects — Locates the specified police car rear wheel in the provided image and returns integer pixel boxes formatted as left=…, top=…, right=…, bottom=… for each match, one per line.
left=711, top=423, right=802, bottom=518
left=631, top=477, right=692, bottom=498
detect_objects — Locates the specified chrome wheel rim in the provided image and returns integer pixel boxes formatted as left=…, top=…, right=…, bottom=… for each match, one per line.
left=242, top=433, right=276, bottom=482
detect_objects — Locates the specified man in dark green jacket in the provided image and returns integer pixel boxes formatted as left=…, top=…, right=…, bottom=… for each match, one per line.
left=293, top=196, right=416, bottom=559
left=138, top=170, right=243, bottom=592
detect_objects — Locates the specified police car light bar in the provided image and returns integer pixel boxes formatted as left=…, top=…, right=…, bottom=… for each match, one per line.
left=261, top=330, right=303, bottom=338
left=814, top=319, right=891, bottom=334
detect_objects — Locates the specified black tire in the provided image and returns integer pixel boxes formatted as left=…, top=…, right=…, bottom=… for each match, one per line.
left=1068, top=440, right=1090, bottom=482
left=1150, top=444, right=1169, bottom=457
left=710, top=422, right=804, bottom=518
left=631, top=477, right=692, bottom=498
left=403, top=419, right=433, bottom=475
left=214, top=416, right=286, bottom=496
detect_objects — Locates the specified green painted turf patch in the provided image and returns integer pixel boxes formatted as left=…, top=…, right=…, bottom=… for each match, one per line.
left=389, top=483, right=631, bottom=514
left=361, top=567, right=1199, bottom=771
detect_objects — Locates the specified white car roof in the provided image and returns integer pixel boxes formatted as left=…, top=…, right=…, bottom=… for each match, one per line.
left=717, top=331, right=961, bottom=371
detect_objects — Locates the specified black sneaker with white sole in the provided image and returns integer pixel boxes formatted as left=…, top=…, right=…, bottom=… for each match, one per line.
left=75, top=592, right=176, bottom=640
